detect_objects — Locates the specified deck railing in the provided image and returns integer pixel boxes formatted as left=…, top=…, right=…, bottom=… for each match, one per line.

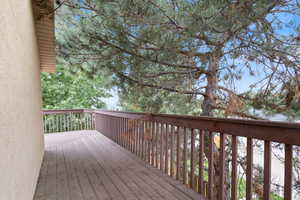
left=93, top=110, right=300, bottom=200
left=42, top=109, right=95, bottom=133
left=42, top=109, right=300, bottom=199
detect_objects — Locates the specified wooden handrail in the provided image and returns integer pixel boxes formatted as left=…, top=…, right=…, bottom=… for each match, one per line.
left=42, top=108, right=94, bottom=114
left=95, top=110, right=300, bottom=145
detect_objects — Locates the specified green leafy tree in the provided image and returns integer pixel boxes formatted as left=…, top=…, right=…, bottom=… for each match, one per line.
left=41, top=65, right=110, bottom=109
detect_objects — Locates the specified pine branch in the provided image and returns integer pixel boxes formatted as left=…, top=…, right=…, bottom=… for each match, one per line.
left=116, top=71, right=206, bottom=96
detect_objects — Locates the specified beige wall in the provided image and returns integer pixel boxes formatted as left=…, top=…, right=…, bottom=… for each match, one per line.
left=0, top=1, right=44, bottom=200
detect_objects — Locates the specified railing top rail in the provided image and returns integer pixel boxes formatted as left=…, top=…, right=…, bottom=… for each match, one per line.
left=94, top=109, right=300, bottom=145
left=43, top=109, right=94, bottom=114
left=95, top=109, right=300, bottom=129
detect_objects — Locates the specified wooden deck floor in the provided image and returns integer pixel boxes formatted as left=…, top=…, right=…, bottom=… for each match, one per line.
left=34, top=130, right=203, bottom=200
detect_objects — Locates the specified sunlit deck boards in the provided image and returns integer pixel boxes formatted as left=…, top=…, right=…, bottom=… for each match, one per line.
left=34, top=130, right=203, bottom=200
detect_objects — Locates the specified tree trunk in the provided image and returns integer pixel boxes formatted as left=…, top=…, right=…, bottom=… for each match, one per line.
left=201, top=53, right=218, bottom=117
left=201, top=52, right=230, bottom=200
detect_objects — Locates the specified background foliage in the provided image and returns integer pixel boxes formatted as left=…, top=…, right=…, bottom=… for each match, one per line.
left=41, top=65, right=110, bottom=109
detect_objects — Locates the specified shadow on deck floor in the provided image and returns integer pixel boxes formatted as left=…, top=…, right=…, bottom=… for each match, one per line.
left=34, top=130, right=203, bottom=200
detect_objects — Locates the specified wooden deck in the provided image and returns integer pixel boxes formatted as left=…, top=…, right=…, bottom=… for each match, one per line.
left=34, top=130, right=203, bottom=200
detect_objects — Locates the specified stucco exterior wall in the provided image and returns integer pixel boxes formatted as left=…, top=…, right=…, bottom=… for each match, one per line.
left=0, top=1, right=44, bottom=200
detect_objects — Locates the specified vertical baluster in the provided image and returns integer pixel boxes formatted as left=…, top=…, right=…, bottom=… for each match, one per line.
left=43, top=115, right=45, bottom=133
left=165, top=124, right=169, bottom=175
left=231, top=135, right=237, bottom=200
left=208, top=131, right=214, bottom=199
left=122, top=118, right=125, bottom=147
left=86, top=113, right=88, bottom=130
left=198, top=130, right=204, bottom=193
left=54, top=114, right=56, bottom=132
left=246, top=138, right=253, bottom=200
left=51, top=114, right=54, bottom=133
left=80, top=113, right=82, bottom=130
left=112, top=116, right=114, bottom=139
left=60, top=114, right=63, bottom=132
left=82, top=113, right=84, bottom=130
left=155, top=121, right=159, bottom=168
left=81, top=113, right=83, bottom=130
left=73, top=113, right=76, bottom=131
left=138, top=119, right=141, bottom=155
left=90, top=113, right=92, bottom=129
left=78, top=113, right=80, bottom=130
left=79, top=113, right=81, bottom=130
left=135, top=120, right=138, bottom=155
left=46, top=114, right=49, bottom=133
left=116, top=117, right=119, bottom=144
left=59, top=114, right=61, bottom=132
left=145, top=121, right=148, bottom=159
left=72, top=113, right=74, bottom=131
left=46, top=115, right=48, bottom=133
left=127, top=118, right=129, bottom=149
left=68, top=113, right=70, bottom=131
left=113, top=117, right=115, bottom=140
left=65, top=113, right=67, bottom=131
left=148, top=121, right=151, bottom=161
left=144, top=121, right=147, bottom=160
left=87, top=113, right=89, bottom=130
left=264, top=141, right=271, bottom=200
left=63, top=114, right=66, bottom=132
left=58, top=114, right=60, bottom=132
left=145, top=121, right=148, bottom=160
left=146, top=121, right=152, bottom=163
left=78, top=113, right=81, bottom=130
left=176, top=126, right=180, bottom=180
left=151, top=121, right=155, bottom=165
left=170, top=125, right=175, bottom=177
left=75, top=113, right=78, bottom=131
left=127, top=118, right=130, bottom=149
left=55, top=114, right=58, bottom=132
left=131, top=119, right=134, bottom=152
left=71, top=113, right=73, bottom=131
left=219, top=133, right=225, bottom=200
left=89, top=113, right=91, bottom=129
left=142, top=121, right=147, bottom=160
left=121, top=118, right=124, bottom=147
left=135, top=119, right=138, bottom=153
left=50, top=114, right=52, bottom=133
left=93, top=113, right=95, bottom=129
left=183, top=127, right=187, bottom=185
left=160, top=123, right=164, bottom=171
left=140, top=120, right=143, bottom=157
left=126, top=117, right=132, bottom=151
left=284, top=144, right=293, bottom=200
left=138, top=120, right=141, bottom=157
left=124, top=119, right=127, bottom=149
left=124, top=118, right=127, bottom=148
left=120, top=118, right=126, bottom=147
left=43, top=114, right=46, bottom=133
left=190, top=129, right=195, bottom=188
left=121, top=118, right=124, bottom=146
left=116, top=117, right=118, bottom=143
left=53, top=114, right=55, bottom=132
left=116, top=118, right=119, bottom=144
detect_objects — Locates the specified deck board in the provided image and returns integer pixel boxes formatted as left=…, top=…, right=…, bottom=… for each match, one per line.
left=34, top=130, right=204, bottom=200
